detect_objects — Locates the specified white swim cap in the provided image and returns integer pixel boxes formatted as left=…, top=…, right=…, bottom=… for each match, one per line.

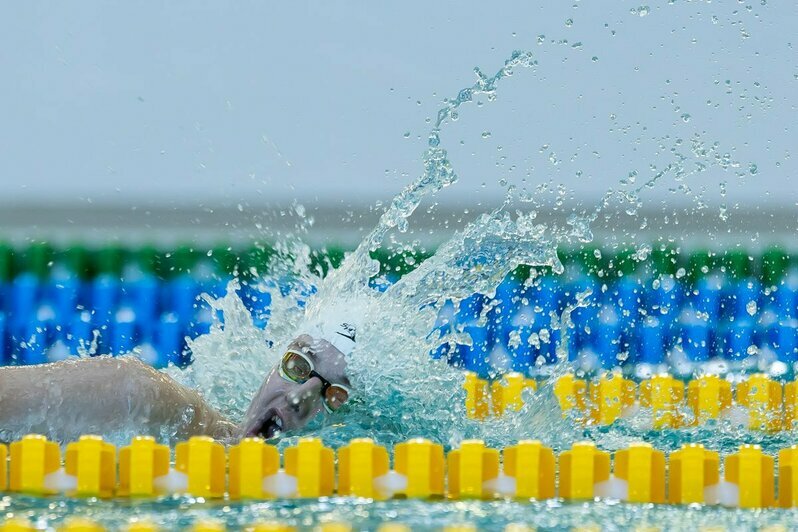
left=304, top=299, right=367, bottom=356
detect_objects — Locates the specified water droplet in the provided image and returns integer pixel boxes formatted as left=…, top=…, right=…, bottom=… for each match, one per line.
left=403, top=132, right=410, bottom=138
left=749, top=163, right=758, bottom=175
left=481, top=131, right=492, bottom=139
left=591, top=56, right=599, bottom=62
left=747, top=301, right=758, bottom=316
left=681, top=113, right=691, bottom=123
left=565, top=18, right=573, bottom=27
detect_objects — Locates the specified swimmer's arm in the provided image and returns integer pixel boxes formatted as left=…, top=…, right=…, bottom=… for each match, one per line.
left=0, top=356, right=236, bottom=442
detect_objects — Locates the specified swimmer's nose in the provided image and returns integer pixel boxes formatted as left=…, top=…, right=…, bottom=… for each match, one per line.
left=285, top=377, right=324, bottom=422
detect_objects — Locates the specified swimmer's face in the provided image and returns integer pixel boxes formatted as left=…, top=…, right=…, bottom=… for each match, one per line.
left=240, top=334, right=350, bottom=440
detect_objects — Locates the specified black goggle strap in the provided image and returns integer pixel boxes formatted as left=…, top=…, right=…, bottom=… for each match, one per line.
left=309, top=369, right=331, bottom=392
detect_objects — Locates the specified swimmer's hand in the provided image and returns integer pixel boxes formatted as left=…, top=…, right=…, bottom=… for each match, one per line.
left=0, top=356, right=236, bottom=444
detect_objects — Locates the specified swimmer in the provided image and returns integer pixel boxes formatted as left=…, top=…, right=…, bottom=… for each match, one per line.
left=0, top=314, right=357, bottom=444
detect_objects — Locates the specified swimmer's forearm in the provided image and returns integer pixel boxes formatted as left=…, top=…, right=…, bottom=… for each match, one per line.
left=0, top=356, right=235, bottom=443
left=115, top=357, right=237, bottom=440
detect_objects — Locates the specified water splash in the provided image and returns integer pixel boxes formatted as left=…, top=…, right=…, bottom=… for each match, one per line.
left=174, top=45, right=752, bottom=453
left=163, top=49, right=589, bottom=450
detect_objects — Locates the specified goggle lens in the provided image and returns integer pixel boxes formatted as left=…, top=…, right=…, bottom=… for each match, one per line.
left=323, top=385, right=350, bottom=412
left=281, top=352, right=313, bottom=382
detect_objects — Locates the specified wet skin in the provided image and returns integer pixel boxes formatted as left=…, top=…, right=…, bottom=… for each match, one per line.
left=240, top=334, right=350, bottom=440
left=0, top=334, right=347, bottom=444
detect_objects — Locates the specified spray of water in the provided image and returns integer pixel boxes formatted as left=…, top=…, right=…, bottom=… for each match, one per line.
left=171, top=46, right=763, bottom=453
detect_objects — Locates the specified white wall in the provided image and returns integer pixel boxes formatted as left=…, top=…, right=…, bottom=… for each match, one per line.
left=1, top=1, right=795, bottom=211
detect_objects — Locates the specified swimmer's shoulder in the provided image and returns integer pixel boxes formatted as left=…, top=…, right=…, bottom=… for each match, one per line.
left=0, top=355, right=156, bottom=386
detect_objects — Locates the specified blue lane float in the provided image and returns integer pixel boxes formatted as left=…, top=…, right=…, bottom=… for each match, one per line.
left=1, top=271, right=798, bottom=377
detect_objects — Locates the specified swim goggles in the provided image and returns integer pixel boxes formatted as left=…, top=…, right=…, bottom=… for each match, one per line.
left=279, top=350, right=351, bottom=413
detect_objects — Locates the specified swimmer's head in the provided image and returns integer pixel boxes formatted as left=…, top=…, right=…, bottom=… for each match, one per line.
left=240, top=305, right=361, bottom=440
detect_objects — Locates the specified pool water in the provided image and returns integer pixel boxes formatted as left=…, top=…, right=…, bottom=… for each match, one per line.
left=3, top=495, right=797, bottom=531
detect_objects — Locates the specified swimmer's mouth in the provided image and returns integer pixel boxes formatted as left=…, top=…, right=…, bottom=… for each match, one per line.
left=249, top=410, right=284, bottom=440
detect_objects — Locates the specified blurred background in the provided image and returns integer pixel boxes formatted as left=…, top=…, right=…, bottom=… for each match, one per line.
left=1, top=1, right=796, bottom=246
left=1, top=1, right=797, bottom=376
